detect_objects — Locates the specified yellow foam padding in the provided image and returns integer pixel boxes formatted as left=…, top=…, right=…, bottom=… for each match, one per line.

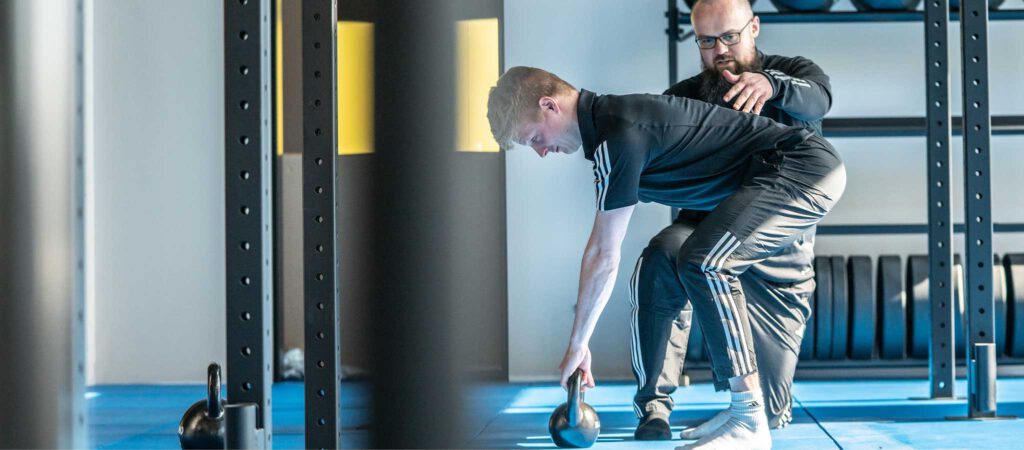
left=338, top=21, right=374, bottom=155
left=456, top=18, right=500, bottom=153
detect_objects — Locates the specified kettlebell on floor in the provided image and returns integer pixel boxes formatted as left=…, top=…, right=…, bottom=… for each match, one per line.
left=178, top=363, right=225, bottom=449
left=548, top=369, right=601, bottom=448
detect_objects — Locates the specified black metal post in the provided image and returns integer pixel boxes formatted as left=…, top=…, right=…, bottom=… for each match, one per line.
left=961, top=0, right=996, bottom=418
left=224, top=0, right=274, bottom=446
left=925, top=0, right=956, bottom=399
left=302, top=0, right=342, bottom=447
left=225, top=403, right=262, bottom=449
left=667, top=0, right=680, bottom=86
left=371, top=0, right=461, bottom=447
left=668, top=0, right=682, bottom=220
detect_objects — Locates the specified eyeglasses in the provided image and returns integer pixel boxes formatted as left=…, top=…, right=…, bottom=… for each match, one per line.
left=694, top=18, right=754, bottom=50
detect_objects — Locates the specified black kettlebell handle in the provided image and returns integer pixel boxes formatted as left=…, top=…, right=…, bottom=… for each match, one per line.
left=567, top=369, right=585, bottom=427
left=207, top=363, right=223, bottom=418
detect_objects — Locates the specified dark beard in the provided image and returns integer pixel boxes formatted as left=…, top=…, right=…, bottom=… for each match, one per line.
left=698, top=55, right=763, bottom=107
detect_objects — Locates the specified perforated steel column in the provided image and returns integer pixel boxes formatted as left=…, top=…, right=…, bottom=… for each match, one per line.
left=961, top=0, right=996, bottom=418
left=925, top=0, right=955, bottom=399
left=302, top=0, right=341, bottom=447
left=224, top=0, right=274, bottom=446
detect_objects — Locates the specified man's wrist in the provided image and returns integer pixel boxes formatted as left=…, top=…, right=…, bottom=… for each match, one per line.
left=757, top=70, right=780, bottom=101
left=569, top=335, right=589, bottom=350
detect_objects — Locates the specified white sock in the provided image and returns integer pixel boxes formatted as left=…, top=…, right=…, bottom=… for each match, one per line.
left=675, top=389, right=771, bottom=450
left=679, top=407, right=730, bottom=439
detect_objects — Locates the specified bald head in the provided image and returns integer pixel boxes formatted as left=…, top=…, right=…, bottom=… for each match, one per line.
left=690, top=0, right=759, bottom=75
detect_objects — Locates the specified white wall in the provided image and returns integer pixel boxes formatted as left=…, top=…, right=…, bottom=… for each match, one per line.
left=90, top=0, right=224, bottom=384
left=505, top=0, right=1024, bottom=381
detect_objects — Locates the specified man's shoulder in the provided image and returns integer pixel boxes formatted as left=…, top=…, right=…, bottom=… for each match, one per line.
left=760, top=52, right=817, bottom=71
left=663, top=76, right=701, bottom=98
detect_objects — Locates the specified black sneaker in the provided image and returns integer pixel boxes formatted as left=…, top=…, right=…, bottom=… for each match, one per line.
left=634, top=415, right=671, bottom=440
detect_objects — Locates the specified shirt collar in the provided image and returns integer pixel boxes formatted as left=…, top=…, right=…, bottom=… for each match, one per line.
left=576, top=89, right=599, bottom=160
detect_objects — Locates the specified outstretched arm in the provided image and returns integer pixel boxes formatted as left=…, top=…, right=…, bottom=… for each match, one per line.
left=760, top=56, right=832, bottom=121
left=559, top=204, right=636, bottom=389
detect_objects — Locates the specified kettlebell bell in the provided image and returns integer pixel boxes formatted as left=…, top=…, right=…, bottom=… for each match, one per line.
left=548, top=369, right=601, bottom=448
left=178, top=363, right=225, bottom=449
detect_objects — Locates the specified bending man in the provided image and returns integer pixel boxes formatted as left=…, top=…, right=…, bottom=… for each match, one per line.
left=487, top=66, right=845, bottom=449
left=633, top=0, right=834, bottom=440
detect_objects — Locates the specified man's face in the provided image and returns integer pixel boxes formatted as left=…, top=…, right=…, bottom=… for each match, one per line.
left=692, top=2, right=759, bottom=75
left=516, top=97, right=581, bottom=158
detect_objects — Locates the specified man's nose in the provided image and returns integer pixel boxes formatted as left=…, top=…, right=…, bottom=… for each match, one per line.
left=714, top=40, right=730, bottom=55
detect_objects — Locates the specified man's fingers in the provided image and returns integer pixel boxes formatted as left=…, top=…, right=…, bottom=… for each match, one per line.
left=732, top=89, right=752, bottom=111
left=753, top=98, right=767, bottom=115
left=559, top=364, right=574, bottom=390
left=722, top=69, right=739, bottom=83
left=723, top=82, right=745, bottom=102
left=741, top=90, right=761, bottom=113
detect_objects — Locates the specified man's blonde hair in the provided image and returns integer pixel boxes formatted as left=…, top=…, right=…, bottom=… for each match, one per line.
left=487, top=66, right=576, bottom=151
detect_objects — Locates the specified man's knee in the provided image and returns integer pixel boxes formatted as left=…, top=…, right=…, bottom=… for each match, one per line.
left=675, top=243, right=711, bottom=289
left=641, top=233, right=685, bottom=271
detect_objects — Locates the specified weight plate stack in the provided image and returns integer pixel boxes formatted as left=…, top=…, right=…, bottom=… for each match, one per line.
left=848, top=256, right=875, bottom=359
left=814, top=256, right=833, bottom=360
left=830, top=256, right=849, bottom=360
left=906, top=255, right=929, bottom=359
left=954, top=254, right=965, bottom=359
left=800, top=276, right=816, bottom=361
left=1004, top=254, right=1024, bottom=357
left=877, top=255, right=905, bottom=359
left=994, top=254, right=1007, bottom=357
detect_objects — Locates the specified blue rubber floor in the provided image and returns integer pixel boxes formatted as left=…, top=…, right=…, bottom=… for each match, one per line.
left=91, top=378, right=1024, bottom=449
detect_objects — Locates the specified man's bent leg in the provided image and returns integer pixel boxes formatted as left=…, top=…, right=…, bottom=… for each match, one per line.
left=745, top=274, right=813, bottom=429
left=676, top=145, right=845, bottom=449
left=680, top=269, right=813, bottom=439
left=631, top=219, right=699, bottom=439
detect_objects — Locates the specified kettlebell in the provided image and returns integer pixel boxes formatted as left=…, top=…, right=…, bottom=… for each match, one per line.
left=548, top=370, right=601, bottom=448
left=178, top=363, right=225, bottom=449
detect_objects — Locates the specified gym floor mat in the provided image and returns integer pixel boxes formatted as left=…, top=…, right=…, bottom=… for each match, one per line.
left=90, top=378, right=1024, bottom=449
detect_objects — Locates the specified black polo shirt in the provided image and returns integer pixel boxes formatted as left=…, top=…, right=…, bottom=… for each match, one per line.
left=578, top=88, right=813, bottom=212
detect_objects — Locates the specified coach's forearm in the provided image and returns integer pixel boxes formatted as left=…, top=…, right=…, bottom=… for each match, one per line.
left=569, top=246, right=621, bottom=349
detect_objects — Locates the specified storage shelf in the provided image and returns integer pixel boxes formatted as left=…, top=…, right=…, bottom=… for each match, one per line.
left=817, top=223, right=1024, bottom=235
left=677, top=9, right=1024, bottom=24
left=822, top=115, right=1024, bottom=138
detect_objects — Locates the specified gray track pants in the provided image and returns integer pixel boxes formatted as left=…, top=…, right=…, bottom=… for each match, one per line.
left=629, top=136, right=845, bottom=426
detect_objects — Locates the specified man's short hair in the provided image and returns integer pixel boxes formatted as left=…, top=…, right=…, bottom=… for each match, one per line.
left=487, top=66, right=575, bottom=151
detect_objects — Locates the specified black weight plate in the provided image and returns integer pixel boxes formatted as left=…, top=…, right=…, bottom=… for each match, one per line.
left=800, top=278, right=816, bottom=361
left=830, top=256, right=849, bottom=360
left=907, top=255, right=929, bottom=359
left=954, top=254, right=966, bottom=358
left=878, top=255, right=905, bottom=359
left=994, top=254, right=1007, bottom=357
left=814, top=256, right=833, bottom=360
left=848, top=256, right=875, bottom=359
left=1005, top=254, right=1024, bottom=357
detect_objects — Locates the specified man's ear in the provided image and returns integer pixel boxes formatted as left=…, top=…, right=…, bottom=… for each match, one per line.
left=750, top=16, right=760, bottom=39
left=538, top=96, right=559, bottom=114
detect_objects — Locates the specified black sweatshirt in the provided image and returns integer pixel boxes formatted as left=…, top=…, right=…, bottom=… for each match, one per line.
left=664, top=51, right=832, bottom=137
